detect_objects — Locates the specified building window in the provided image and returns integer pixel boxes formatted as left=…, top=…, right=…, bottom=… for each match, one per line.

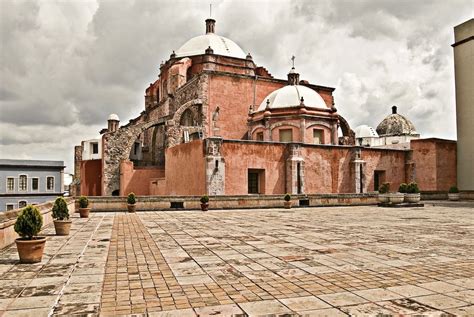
left=256, top=132, right=264, bottom=141
left=6, top=204, right=14, bottom=211
left=248, top=171, right=259, bottom=194
left=47, top=177, right=54, bottom=191
left=279, top=129, right=293, bottom=142
left=32, top=178, right=39, bottom=191
left=248, top=169, right=265, bottom=194
left=18, top=201, right=27, bottom=208
left=374, top=170, right=386, bottom=191
left=19, top=175, right=27, bottom=191
left=134, top=142, right=140, bottom=155
left=313, top=129, right=323, bottom=144
left=7, top=177, right=14, bottom=191
left=91, top=142, right=99, bottom=154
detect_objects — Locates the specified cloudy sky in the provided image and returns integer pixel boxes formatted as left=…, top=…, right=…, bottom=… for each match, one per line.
left=0, top=0, right=472, bottom=174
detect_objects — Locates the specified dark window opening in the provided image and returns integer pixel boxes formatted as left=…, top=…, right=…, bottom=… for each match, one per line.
left=248, top=171, right=259, bottom=194
left=374, top=170, right=385, bottom=191
left=112, top=190, right=120, bottom=196
left=256, top=132, right=264, bottom=141
left=170, top=201, right=184, bottom=209
left=19, top=201, right=27, bottom=208
left=32, top=178, right=39, bottom=191
left=297, top=163, right=302, bottom=194
left=134, top=142, right=140, bottom=155
left=92, top=142, right=99, bottom=154
left=299, top=199, right=310, bottom=206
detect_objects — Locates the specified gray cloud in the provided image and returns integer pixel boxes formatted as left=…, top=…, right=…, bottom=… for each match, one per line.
left=0, top=0, right=471, bottom=173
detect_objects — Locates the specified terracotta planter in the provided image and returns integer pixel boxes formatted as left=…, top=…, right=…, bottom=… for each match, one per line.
left=389, top=193, right=404, bottom=204
left=15, top=237, right=46, bottom=264
left=448, top=193, right=460, bottom=201
left=127, top=204, right=136, bottom=213
left=378, top=194, right=390, bottom=203
left=79, top=208, right=90, bottom=218
left=200, top=203, right=209, bottom=211
left=53, top=220, right=72, bottom=235
left=284, top=201, right=292, bottom=209
left=405, top=193, right=421, bottom=203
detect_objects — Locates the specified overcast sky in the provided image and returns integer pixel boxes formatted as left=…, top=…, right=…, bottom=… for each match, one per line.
left=0, top=0, right=472, bottom=174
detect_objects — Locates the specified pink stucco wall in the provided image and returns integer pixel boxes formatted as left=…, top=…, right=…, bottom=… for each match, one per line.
left=161, top=140, right=206, bottom=195
left=120, top=161, right=164, bottom=196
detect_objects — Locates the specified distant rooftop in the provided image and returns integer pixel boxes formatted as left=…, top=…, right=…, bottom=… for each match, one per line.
left=0, top=159, right=65, bottom=168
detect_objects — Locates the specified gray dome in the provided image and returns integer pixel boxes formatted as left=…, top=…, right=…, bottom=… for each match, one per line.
left=376, top=106, right=418, bottom=136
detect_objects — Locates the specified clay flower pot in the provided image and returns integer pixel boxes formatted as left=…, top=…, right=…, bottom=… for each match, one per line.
left=53, top=220, right=72, bottom=235
left=127, top=204, right=136, bottom=213
left=200, top=203, right=209, bottom=211
left=284, top=201, right=292, bottom=209
left=448, top=193, right=460, bottom=201
left=405, top=193, right=421, bottom=203
left=15, top=237, right=46, bottom=263
left=79, top=208, right=91, bottom=218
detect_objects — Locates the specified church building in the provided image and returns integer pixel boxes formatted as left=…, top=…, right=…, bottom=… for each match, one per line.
left=74, top=18, right=456, bottom=197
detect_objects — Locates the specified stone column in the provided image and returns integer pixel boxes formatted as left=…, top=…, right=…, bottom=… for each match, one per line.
left=331, top=122, right=338, bottom=145
left=286, top=144, right=305, bottom=194
left=405, top=150, right=416, bottom=183
left=352, top=148, right=366, bottom=193
left=205, top=138, right=225, bottom=195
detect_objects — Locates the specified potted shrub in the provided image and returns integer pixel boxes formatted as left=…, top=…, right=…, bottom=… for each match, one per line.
left=127, top=192, right=136, bottom=212
left=200, top=195, right=209, bottom=211
left=52, top=197, right=71, bottom=235
left=284, top=193, right=292, bottom=209
left=448, top=186, right=460, bottom=201
left=14, top=205, right=46, bottom=263
left=78, top=196, right=91, bottom=218
left=378, top=183, right=390, bottom=203
left=405, top=182, right=421, bottom=203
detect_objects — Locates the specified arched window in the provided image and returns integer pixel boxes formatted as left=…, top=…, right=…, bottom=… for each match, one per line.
left=180, top=109, right=195, bottom=126
left=18, top=201, right=27, bottom=208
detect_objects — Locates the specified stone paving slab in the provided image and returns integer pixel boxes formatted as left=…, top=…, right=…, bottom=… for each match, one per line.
left=0, top=202, right=473, bottom=316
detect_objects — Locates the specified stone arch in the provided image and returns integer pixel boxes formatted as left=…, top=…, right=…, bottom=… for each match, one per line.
left=269, top=121, right=300, bottom=131
left=167, top=99, right=203, bottom=147
left=338, top=115, right=355, bottom=145
left=250, top=125, right=266, bottom=136
left=305, top=121, right=333, bottom=130
left=102, top=118, right=166, bottom=196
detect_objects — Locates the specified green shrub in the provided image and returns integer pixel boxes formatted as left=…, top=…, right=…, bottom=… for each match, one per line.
left=14, top=205, right=43, bottom=239
left=398, top=183, right=408, bottom=193
left=52, top=197, right=69, bottom=220
left=407, top=182, right=420, bottom=194
left=449, top=186, right=459, bottom=193
left=78, top=196, right=89, bottom=208
left=200, top=195, right=209, bottom=204
left=379, top=182, right=390, bottom=194
left=284, top=193, right=291, bottom=201
left=127, top=192, right=136, bottom=205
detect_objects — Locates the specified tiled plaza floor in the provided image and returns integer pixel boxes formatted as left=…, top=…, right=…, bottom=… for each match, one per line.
left=0, top=202, right=473, bottom=316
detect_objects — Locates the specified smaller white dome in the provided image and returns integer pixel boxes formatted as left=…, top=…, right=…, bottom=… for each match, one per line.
left=257, top=85, right=327, bottom=111
left=354, top=125, right=379, bottom=138
left=108, top=113, right=120, bottom=121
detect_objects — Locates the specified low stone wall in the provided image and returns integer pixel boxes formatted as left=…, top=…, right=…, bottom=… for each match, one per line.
left=0, top=198, right=75, bottom=249
left=88, top=193, right=379, bottom=212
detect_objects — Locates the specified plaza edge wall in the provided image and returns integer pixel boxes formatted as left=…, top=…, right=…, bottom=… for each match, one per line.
left=0, top=198, right=75, bottom=249
left=120, top=161, right=164, bottom=196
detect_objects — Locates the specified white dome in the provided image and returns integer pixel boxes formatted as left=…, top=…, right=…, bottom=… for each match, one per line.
left=257, top=85, right=327, bottom=111
left=175, top=33, right=246, bottom=59
left=354, top=125, right=379, bottom=138
left=108, top=113, right=119, bottom=121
